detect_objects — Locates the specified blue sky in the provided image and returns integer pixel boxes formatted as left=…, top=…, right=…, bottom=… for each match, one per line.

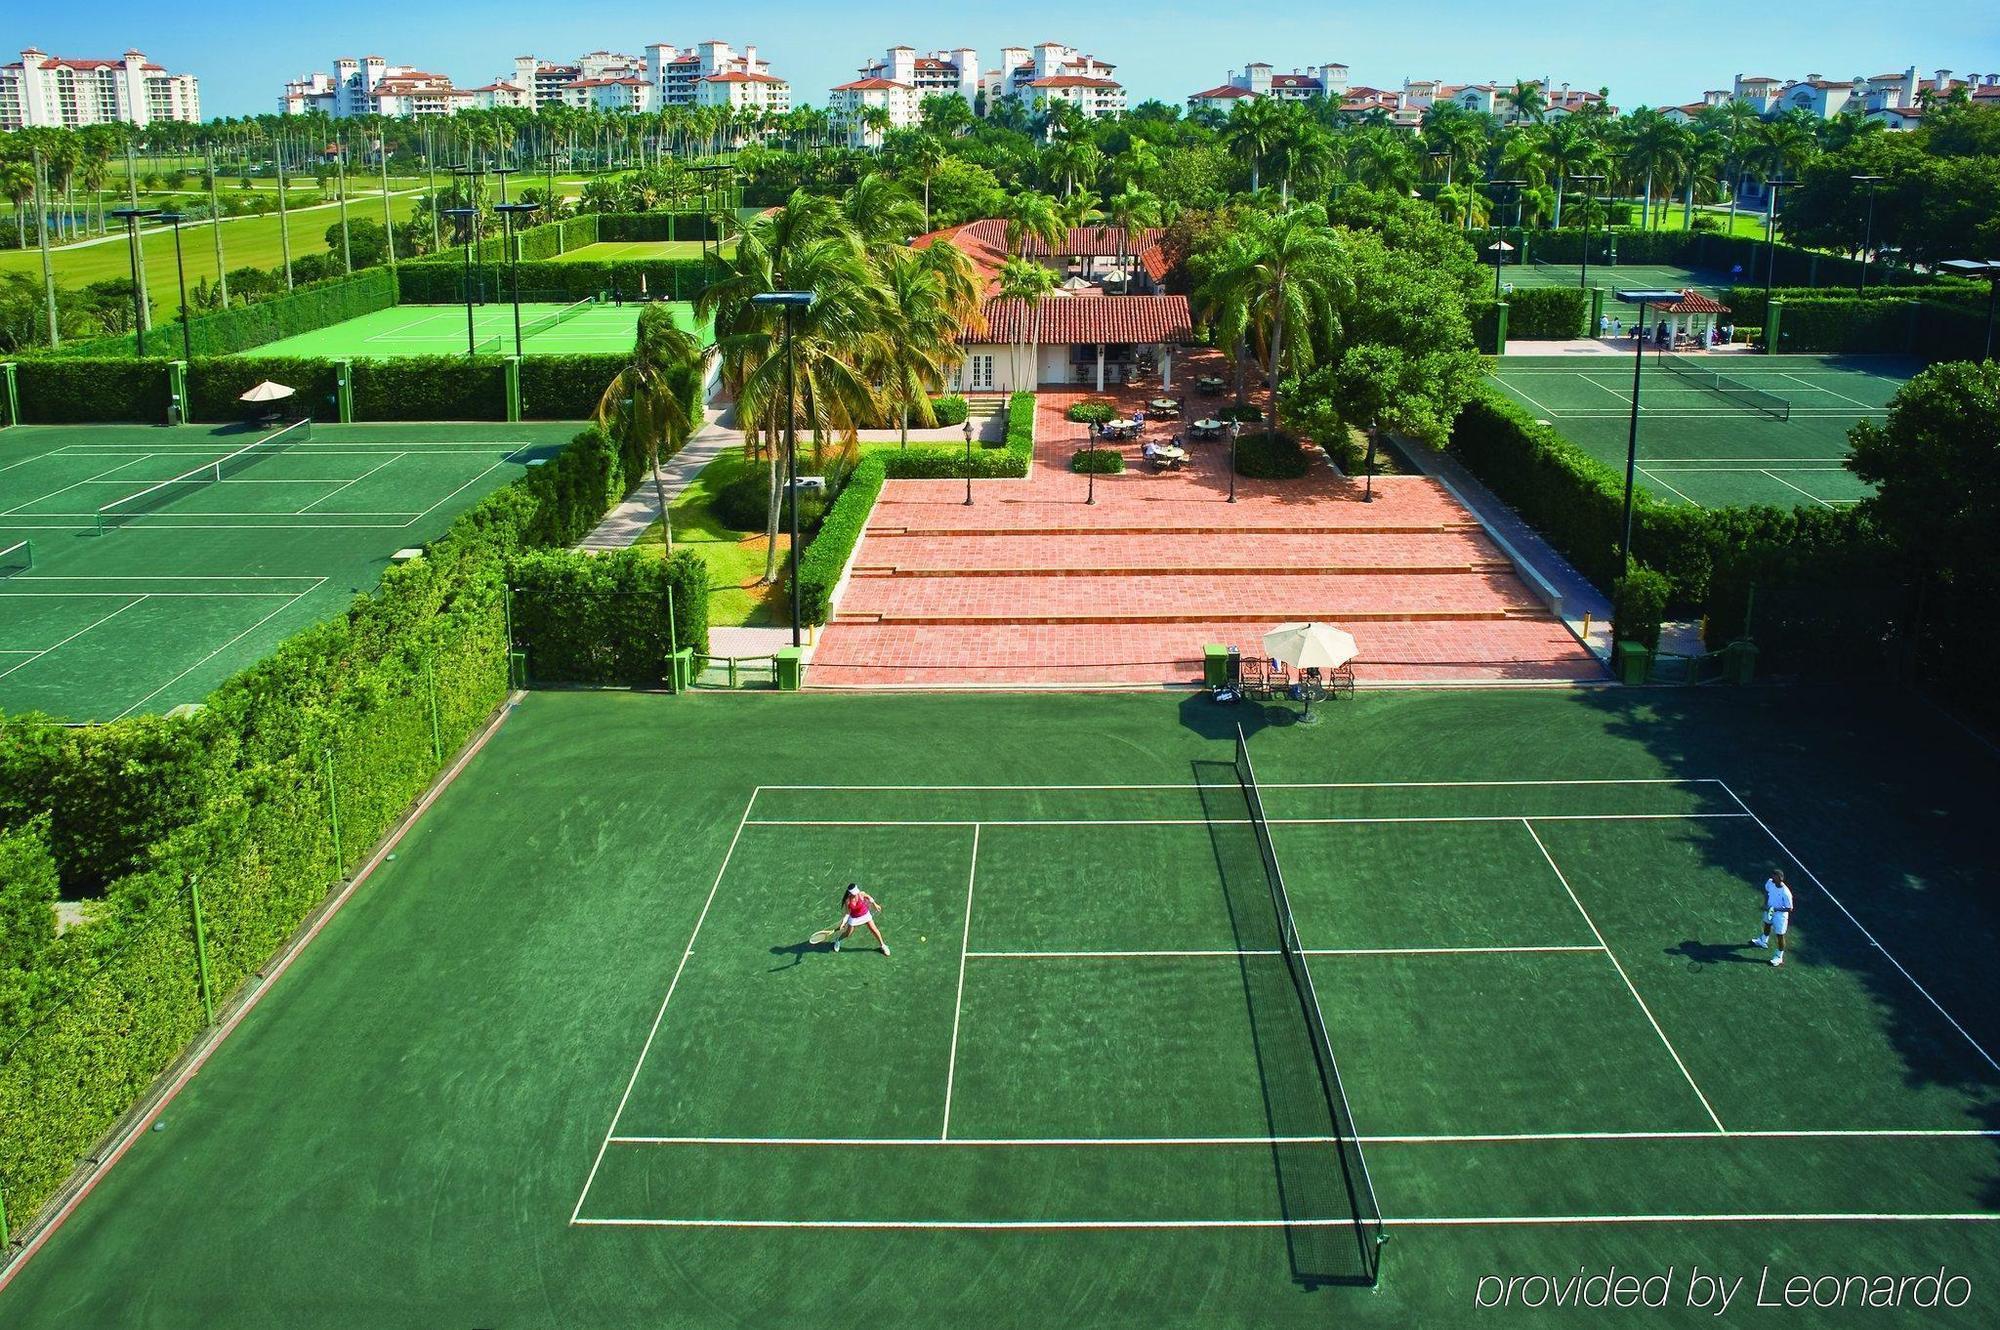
left=18, top=1, right=2000, bottom=119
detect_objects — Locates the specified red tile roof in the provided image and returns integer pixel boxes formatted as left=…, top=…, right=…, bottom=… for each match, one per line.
left=973, top=294, right=1192, bottom=345
left=704, top=70, right=785, bottom=83
left=1030, top=75, right=1121, bottom=89
left=1656, top=290, right=1730, bottom=314
left=833, top=77, right=908, bottom=92
left=1190, top=84, right=1253, bottom=99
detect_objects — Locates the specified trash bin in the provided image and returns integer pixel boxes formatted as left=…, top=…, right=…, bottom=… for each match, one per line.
left=1721, top=639, right=1759, bottom=685
left=507, top=650, right=528, bottom=689
left=775, top=646, right=804, bottom=692
left=668, top=646, right=694, bottom=692
left=1615, top=641, right=1650, bottom=686
left=1203, top=644, right=1234, bottom=688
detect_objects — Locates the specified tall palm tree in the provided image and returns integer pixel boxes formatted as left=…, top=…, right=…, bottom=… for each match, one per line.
left=868, top=247, right=955, bottom=446
left=1104, top=188, right=1161, bottom=294
left=1346, top=128, right=1420, bottom=195
left=996, top=257, right=1057, bottom=389
left=2, top=161, right=34, bottom=248
left=1225, top=97, right=1286, bottom=192
left=842, top=173, right=924, bottom=251
left=1506, top=80, right=1549, bottom=126
left=1196, top=206, right=1351, bottom=435
left=1537, top=116, right=1601, bottom=227
left=596, top=307, right=712, bottom=553
left=999, top=190, right=1062, bottom=259
left=1623, top=110, right=1689, bottom=230
left=905, top=132, right=948, bottom=230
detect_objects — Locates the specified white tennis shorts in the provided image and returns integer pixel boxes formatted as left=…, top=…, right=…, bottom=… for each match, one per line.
left=1764, top=908, right=1790, bottom=936
left=844, top=912, right=872, bottom=929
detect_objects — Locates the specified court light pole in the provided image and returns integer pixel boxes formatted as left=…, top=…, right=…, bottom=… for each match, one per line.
left=156, top=212, right=194, bottom=365
left=1850, top=174, right=1885, bottom=293
left=443, top=206, right=479, bottom=356
left=1485, top=240, right=1516, bottom=298
left=1761, top=176, right=1797, bottom=316
left=1939, top=259, right=2000, bottom=360
left=1571, top=173, right=1606, bottom=291
left=495, top=202, right=540, bottom=357
left=109, top=207, right=161, bottom=356
left=751, top=290, right=815, bottom=647
left=962, top=418, right=975, bottom=506
left=1612, top=289, right=1684, bottom=577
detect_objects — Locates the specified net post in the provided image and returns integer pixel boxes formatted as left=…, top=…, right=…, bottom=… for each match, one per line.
left=188, top=873, right=215, bottom=1025
left=323, top=748, right=345, bottom=869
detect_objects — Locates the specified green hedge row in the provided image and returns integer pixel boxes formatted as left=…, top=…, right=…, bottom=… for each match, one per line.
left=8, top=358, right=173, bottom=423
left=49, top=269, right=400, bottom=361
left=396, top=256, right=721, bottom=305
left=1717, top=288, right=1988, bottom=360
left=510, top=547, right=709, bottom=685
left=0, top=419, right=707, bottom=1229
left=1498, top=286, right=1592, bottom=340
left=792, top=393, right=1035, bottom=624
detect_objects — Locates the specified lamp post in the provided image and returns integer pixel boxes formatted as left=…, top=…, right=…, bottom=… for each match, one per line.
left=962, top=417, right=975, bottom=506
left=1085, top=421, right=1098, bottom=505
left=1485, top=240, right=1516, bottom=297
left=1612, top=289, right=1684, bottom=577
left=109, top=207, right=161, bottom=356
left=155, top=212, right=194, bottom=366
left=1491, top=177, right=1527, bottom=233
left=1939, top=259, right=2000, bottom=361
left=751, top=291, right=815, bottom=647
left=1762, top=176, right=1797, bottom=314
left=1227, top=420, right=1241, bottom=503
left=1362, top=418, right=1377, bottom=503
left=443, top=206, right=479, bottom=356
left=495, top=201, right=540, bottom=357
left=1571, top=173, right=1607, bottom=290
left=489, top=164, right=516, bottom=205
left=1850, top=174, right=1885, bottom=293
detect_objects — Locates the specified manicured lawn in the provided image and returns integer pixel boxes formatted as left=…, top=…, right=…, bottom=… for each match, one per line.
left=637, top=447, right=789, bottom=628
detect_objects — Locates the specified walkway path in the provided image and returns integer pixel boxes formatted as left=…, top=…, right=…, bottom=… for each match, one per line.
left=575, top=405, right=737, bottom=552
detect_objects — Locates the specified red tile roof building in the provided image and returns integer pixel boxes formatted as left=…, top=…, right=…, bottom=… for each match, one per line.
left=4, top=46, right=197, bottom=129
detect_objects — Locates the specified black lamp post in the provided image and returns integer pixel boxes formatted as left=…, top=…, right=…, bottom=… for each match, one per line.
left=155, top=212, right=193, bottom=365
left=443, top=206, right=479, bottom=356
left=495, top=201, right=540, bottom=357
left=1850, top=174, right=1885, bottom=293
left=489, top=164, right=516, bottom=205
left=751, top=290, right=815, bottom=647
left=962, top=417, right=975, bottom=506
left=1486, top=240, right=1516, bottom=297
left=1227, top=420, right=1241, bottom=503
left=1362, top=418, right=1377, bottom=503
left=109, top=207, right=161, bottom=356
left=1612, top=289, right=1684, bottom=577
left=1762, top=176, right=1796, bottom=313
left=1491, top=177, right=1528, bottom=232
left=1571, top=173, right=1606, bottom=290
left=1085, top=421, right=1098, bottom=505
left=1939, top=259, right=2000, bottom=360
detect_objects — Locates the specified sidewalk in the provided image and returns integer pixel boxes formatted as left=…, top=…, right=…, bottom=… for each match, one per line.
left=575, top=404, right=737, bottom=552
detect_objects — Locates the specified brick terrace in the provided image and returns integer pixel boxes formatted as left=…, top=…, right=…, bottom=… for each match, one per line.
left=809, top=364, right=1606, bottom=689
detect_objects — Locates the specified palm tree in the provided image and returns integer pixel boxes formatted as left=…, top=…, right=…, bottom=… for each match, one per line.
left=905, top=132, right=948, bottom=230
left=1042, top=138, right=1102, bottom=197
left=1537, top=116, right=1601, bottom=226
left=999, top=190, right=1062, bottom=259
left=2, top=161, right=34, bottom=248
left=1506, top=80, right=1549, bottom=126
left=868, top=247, right=955, bottom=447
left=1110, top=140, right=1161, bottom=194
left=1346, top=128, right=1420, bottom=195
left=842, top=173, right=924, bottom=251
left=1623, top=111, right=1689, bottom=230
left=1196, top=206, right=1351, bottom=435
left=996, top=257, right=1057, bottom=389
left=596, top=307, right=712, bottom=553
left=1104, top=188, right=1161, bottom=294
left=1225, top=97, right=1286, bottom=192
left=1273, top=116, right=1337, bottom=205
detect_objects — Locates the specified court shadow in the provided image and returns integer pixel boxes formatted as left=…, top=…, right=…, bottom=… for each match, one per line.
left=766, top=940, right=824, bottom=971
left=1176, top=693, right=1295, bottom=744
left=1664, top=938, right=1768, bottom=969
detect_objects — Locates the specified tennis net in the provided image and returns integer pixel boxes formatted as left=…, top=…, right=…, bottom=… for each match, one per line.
left=1655, top=352, right=1792, bottom=421
left=1234, top=725, right=1387, bottom=1279
left=97, top=419, right=311, bottom=531
left=519, top=295, right=597, bottom=343
left=0, top=539, right=28, bottom=578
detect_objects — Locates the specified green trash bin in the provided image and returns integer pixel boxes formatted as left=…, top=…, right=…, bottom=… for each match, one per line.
left=668, top=646, right=694, bottom=692
left=1614, top=641, right=1650, bottom=686
left=1203, top=644, right=1232, bottom=688
left=775, top=646, right=804, bottom=692
left=1721, top=639, right=1759, bottom=685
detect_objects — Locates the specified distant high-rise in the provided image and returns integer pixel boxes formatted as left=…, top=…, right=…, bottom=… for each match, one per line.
left=1, top=46, right=199, bottom=129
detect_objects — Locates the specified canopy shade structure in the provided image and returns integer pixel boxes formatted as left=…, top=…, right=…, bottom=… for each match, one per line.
left=238, top=381, right=296, bottom=403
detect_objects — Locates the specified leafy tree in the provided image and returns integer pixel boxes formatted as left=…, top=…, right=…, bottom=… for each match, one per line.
left=597, top=305, right=712, bottom=554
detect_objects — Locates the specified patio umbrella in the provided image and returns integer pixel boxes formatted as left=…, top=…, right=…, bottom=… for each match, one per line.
left=238, top=381, right=296, bottom=403
left=1262, top=622, right=1358, bottom=722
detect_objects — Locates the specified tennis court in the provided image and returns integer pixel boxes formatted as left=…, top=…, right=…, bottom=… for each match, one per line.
left=233, top=299, right=707, bottom=360
left=554, top=239, right=729, bottom=263
left=0, top=420, right=570, bottom=719
left=3, top=690, right=1992, bottom=1328
left=1485, top=353, right=1917, bottom=509
left=1505, top=259, right=1737, bottom=297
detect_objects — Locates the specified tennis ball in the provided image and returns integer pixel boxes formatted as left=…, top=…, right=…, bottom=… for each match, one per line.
left=921, top=935, right=928, bottom=942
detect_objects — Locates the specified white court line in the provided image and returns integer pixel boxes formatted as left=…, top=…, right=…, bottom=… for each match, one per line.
left=1579, top=374, right=1638, bottom=408
left=939, top=825, right=980, bottom=1140
left=0, top=591, right=305, bottom=599
left=603, top=1127, right=1999, bottom=1147
left=111, top=580, right=328, bottom=719
left=964, top=946, right=1605, bottom=959
left=1717, top=780, right=2000, bottom=1074
left=745, top=814, right=1750, bottom=828
left=569, top=789, right=760, bottom=1226
left=0, top=452, right=155, bottom=515
left=1636, top=466, right=1703, bottom=507
left=15, top=574, right=325, bottom=582
left=1777, top=372, right=1876, bottom=410
left=402, top=459, right=510, bottom=527
left=1487, top=375, right=1564, bottom=419
left=0, top=595, right=144, bottom=680
left=574, top=1213, right=2000, bottom=1231
left=1758, top=469, right=1836, bottom=509
left=294, top=452, right=405, bottom=514
left=757, top=779, right=1712, bottom=791
left=1523, top=820, right=1728, bottom=1133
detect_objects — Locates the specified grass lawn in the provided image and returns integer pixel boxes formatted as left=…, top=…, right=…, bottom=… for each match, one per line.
left=637, top=447, right=789, bottom=628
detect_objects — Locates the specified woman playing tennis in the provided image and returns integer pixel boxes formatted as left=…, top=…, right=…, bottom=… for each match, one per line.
left=832, top=883, right=890, bottom=955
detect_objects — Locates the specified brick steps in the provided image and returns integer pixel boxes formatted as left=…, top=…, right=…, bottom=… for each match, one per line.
left=851, top=563, right=1512, bottom=578
left=867, top=522, right=1485, bottom=537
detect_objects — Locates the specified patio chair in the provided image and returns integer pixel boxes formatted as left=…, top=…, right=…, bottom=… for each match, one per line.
left=1330, top=662, right=1356, bottom=697
left=1240, top=659, right=1269, bottom=697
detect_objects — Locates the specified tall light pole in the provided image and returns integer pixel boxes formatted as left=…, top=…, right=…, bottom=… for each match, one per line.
left=1362, top=418, right=1377, bottom=503
left=1612, top=289, right=1684, bottom=577
left=1571, top=173, right=1606, bottom=290
left=495, top=201, right=540, bottom=357
left=453, top=162, right=488, bottom=300
left=751, top=291, right=815, bottom=647
left=156, top=212, right=194, bottom=365
left=109, top=207, right=161, bottom=356
left=1939, top=259, right=2000, bottom=361
left=443, top=206, right=479, bottom=356
left=1850, top=174, right=1885, bottom=293
left=1762, top=176, right=1797, bottom=315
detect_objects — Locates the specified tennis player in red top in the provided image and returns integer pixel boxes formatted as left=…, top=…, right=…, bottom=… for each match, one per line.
left=833, top=883, right=890, bottom=955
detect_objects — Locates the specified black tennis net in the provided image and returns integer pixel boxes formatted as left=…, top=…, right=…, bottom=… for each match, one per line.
left=1234, top=725, right=1387, bottom=1279
left=520, top=295, right=597, bottom=342
left=97, top=419, right=311, bottom=531
left=0, top=539, right=28, bottom=578
left=1655, top=352, right=1792, bottom=421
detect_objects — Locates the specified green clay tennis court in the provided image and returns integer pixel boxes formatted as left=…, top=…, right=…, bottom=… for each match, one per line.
left=1503, top=259, right=1737, bottom=297
left=1486, top=353, right=1919, bottom=509
left=233, top=300, right=710, bottom=360
left=2, top=690, right=1993, bottom=1326
left=553, top=239, right=731, bottom=263
left=0, top=420, right=572, bottom=720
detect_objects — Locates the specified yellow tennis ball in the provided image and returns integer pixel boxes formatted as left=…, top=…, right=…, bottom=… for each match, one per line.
left=921, top=935, right=928, bottom=942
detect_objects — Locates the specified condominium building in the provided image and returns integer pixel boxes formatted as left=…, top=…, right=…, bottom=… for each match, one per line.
left=282, top=56, right=452, bottom=116
left=1187, top=65, right=1605, bottom=127
left=987, top=43, right=1125, bottom=119
left=1, top=47, right=198, bottom=129
left=1188, top=62, right=1351, bottom=113
left=647, top=41, right=787, bottom=109
left=1730, top=66, right=2000, bottom=128
left=830, top=46, right=980, bottom=146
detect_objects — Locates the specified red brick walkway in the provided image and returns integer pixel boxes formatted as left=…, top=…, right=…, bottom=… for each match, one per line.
left=810, top=372, right=1606, bottom=689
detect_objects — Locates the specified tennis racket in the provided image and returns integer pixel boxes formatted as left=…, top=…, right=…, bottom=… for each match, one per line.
left=809, top=924, right=840, bottom=944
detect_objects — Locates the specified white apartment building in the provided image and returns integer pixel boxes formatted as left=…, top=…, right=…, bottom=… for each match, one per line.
left=647, top=41, right=785, bottom=109
left=1188, top=62, right=1351, bottom=113
left=987, top=43, right=1124, bottom=119
left=2, top=47, right=198, bottom=129
left=1189, top=67, right=1603, bottom=128
left=1731, top=66, right=2000, bottom=128
left=830, top=46, right=980, bottom=146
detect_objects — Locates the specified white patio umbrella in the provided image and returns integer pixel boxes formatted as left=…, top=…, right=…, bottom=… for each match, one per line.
left=238, top=381, right=296, bottom=403
left=1261, top=622, right=1357, bottom=722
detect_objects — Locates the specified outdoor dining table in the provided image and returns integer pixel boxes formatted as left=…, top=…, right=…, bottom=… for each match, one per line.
left=1105, top=418, right=1138, bottom=439
left=1145, top=444, right=1187, bottom=466
left=1196, top=377, right=1225, bottom=395
left=1191, top=418, right=1223, bottom=438
left=1147, top=398, right=1180, bottom=415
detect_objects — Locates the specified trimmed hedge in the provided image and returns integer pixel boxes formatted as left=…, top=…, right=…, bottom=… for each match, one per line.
left=9, top=358, right=174, bottom=424
left=1612, top=567, right=1671, bottom=651
left=187, top=356, right=339, bottom=422
left=1500, top=286, right=1591, bottom=340
left=0, top=420, right=707, bottom=1230
left=1066, top=401, right=1116, bottom=424
left=352, top=357, right=506, bottom=422
left=520, top=354, right=630, bottom=421
left=1071, top=446, right=1125, bottom=473
left=396, top=257, right=721, bottom=305
left=52, top=269, right=399, bottom=360
left=792, top=393, right=1034, bottom=623
left=510, top=546, right=709, bottom=685
left=1232, top=432, right=1312, bottom=479
left=929, top=395, right=969, bottom=427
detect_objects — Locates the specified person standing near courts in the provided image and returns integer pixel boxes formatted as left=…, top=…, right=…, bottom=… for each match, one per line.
left=833, top=883, right=890, bottom=955
left=1751, top=868, right=1793, bottom=966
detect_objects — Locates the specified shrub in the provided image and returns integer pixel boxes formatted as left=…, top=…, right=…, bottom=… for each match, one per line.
left=929, top=395, right=969, bottom=427
left=1232, top=431, right=1312, bottom=479
left=712, top=470, right=827, bottom=533
left=0, top=817, right=57, bottom=985
left=520, top=353, right=631, bottom=421
left=1501, top=286, right=1590, bottom=340
left=1071, top=446, right=1125, bottom=474
left=1066, top=401, right=1116, bottom=425
left=1612, top=566, right=1671, bottom=651
left=11, top=358, right=174, bottom=424
left=352, top=356, right=505, bottom=421
left=508, top=545, right=709, bottom=685
left=1216, top=403, right=1264, bottom=424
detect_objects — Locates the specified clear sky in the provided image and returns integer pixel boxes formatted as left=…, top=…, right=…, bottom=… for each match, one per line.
left=16, top=1, right=2000, bottom=120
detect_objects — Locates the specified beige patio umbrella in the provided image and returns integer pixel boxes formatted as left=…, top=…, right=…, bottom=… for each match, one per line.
left=238, top=381, right=296, bottom=403
left=1262, top=622, right=1358, bottom=722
